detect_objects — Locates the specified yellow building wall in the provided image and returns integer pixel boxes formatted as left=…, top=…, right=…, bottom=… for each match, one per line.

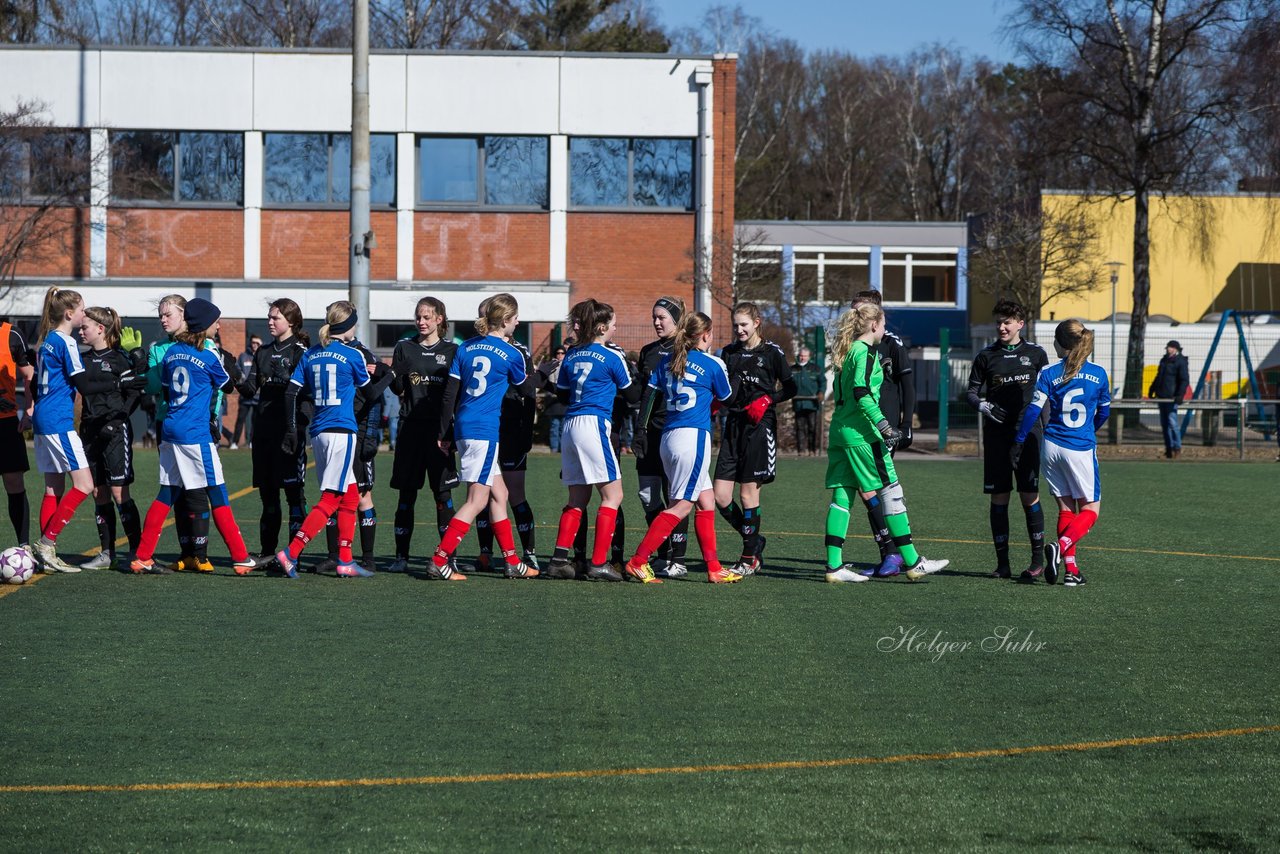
left=1039, top=192, right=1280, bottom=322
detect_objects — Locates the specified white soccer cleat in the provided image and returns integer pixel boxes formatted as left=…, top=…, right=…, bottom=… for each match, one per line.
left=825, top=565, right=870, bottom=583
left=33, top=539, right=80, bottom=573
left=79, top=551, right=117, bottom=571
left=905, top=556, right=949, bottom=581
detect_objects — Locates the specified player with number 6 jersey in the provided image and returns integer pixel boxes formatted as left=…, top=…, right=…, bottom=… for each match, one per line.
left=1013, top=319, right=1110, bottom=587
left=428, top=294, right=538, bottom=580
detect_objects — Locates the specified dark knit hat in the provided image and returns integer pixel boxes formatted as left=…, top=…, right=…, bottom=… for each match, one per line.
left=184, top=298, right=221, bottom=334
left=1166, top=340, right=1182, bottom=351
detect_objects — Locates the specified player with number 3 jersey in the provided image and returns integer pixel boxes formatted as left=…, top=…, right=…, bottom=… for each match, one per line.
left=1013, top=320, right=1110, bottom=587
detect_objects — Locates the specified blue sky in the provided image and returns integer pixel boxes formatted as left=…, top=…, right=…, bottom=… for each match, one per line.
left=649, top=0, right=1015, bottom=62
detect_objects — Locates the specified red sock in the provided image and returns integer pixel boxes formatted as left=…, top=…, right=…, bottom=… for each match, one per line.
left=42, top=487, right=90, bottom=542
left=211, top=504, right=248, bottom=563
left=433, top=517, right=471, bottom=567
left=136, top=499, right=173, bottom=562
left=40, top=494, right=58, bottom=532
left=336, top=485, right=359, bottom=564
left=591, top=506, right=618, bottom=566
left=694, top=509, right=722, bottom=574
left=1057, top=509, right=1078, bottom=559
left=491, top=517, right=521, bottom=565
left=1060, top=509, right=1097, bottom=552
left=290, top=492, right=342, bottom=559
left=631, top=511, right=681, bottom=566
left=555, top=506, right=583, bottom=552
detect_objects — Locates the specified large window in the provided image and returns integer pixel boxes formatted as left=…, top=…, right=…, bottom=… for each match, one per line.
left=264, top=133, right=396, bottom=206
left=570, top=137, right=693, bottom=209
left=111, top=131, right=243, bottom=204
left=0, top=130, right=90, bottom=202
left=418, top=136, right=548, bottom=207
left=882, top=251, right=957, bottom=304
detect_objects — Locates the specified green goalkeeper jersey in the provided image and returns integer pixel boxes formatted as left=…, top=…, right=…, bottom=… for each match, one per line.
left=829, top=340, right=889, bottom=447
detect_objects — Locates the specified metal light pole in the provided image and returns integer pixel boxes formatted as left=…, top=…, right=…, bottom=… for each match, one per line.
left=1105, top=261, right=1124, bottom=393
left=349, top=0, right=372, bottom=346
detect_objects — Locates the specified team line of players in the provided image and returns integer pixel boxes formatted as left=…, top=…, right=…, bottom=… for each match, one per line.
left=17, top=286, right=1108, bottom=585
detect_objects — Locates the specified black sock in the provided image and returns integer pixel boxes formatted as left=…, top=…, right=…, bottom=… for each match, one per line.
left=174, top=487, right=192, bottom=557
left=611, top=505, right=625, bottom=564
left=94, top=502, right=116, bottom=555
left=741, top=506, right=760, bottom=557
left=7, top=490, right=28, bottom=546
left=186, top=489, right=210, bottom=561
left=117, top=498, right=141, bottom=554
left=359, top=507, right=377, bottom=563
left=573, top=510, right=588, bottom=561
left=864, top=495, right=890, bottom=561
left=670, top=516, right=689, bottom=561
left=325, top=516, right=339, bottom=560
left=990, top=503, right=1010, bottom=569
left=512, top=501, right=535, bottom=555
left=434, top=492, right=454, bottom=539
left=285, top=484, right=306, bottom=541
left=394, top=489, right=417, bottom=560
left=1025, top=502, right=1045, bottom=567
left=476, top=508, right=492, bottom=556
left=718, top=500, right=743, bottom=531
left=261, top=489, right=282, bottom=555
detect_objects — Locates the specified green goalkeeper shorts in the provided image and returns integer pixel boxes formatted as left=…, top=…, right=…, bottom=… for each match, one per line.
left=826, top=442, right=897, bottom=493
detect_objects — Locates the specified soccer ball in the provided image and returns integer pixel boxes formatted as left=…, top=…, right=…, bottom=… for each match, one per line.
left=0, top=545, right=36, bottom=584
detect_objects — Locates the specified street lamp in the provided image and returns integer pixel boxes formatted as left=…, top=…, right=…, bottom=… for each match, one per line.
left=1105, top=261, right=1124, bottom=393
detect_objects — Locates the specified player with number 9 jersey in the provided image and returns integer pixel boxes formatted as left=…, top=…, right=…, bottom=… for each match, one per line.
left=162, top=342, right=229, bottom=446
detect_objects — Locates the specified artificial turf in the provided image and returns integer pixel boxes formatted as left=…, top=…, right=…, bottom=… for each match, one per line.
left=1, top=450, right=1277, bottom=851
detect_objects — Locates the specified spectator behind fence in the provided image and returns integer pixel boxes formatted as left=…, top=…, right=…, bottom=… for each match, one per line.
left=538, top=346, right=567, bottom=451
left=1148, top=340, right=1190, bottom=460
left=791, top=346, right=825, bottom=455
left=232, top=335, right=261, bottom=449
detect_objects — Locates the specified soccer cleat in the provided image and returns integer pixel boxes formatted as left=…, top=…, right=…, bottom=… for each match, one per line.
left=425, top=560, right=466, bottom=581
left=472, top=552, right=493, bottom=574
left=386, top=557, right=409, bottom=574
left=233, top=555, right=265, bottom=576
left=826, top=564, right=870, bottom=583
left=33, top=540, right=79, bottom=573
left=547, top=557, right=577, bottom=580
left=1019, top=566, right=1044, bottom=583
left=275, top=549, right=298, bottom=579
left=654, top=560, right=688, bottom=579
left=1043, top=541, right=1063, bottom=585
left=336, top=561, right=374, bottom=578
left=504, top=560, right=538, bottom=579
left=523, top=552, right=541, bottom=572
left=874, top=554, right=904, bottom=578
left=195, top=558, right=215, bottom=573
left=79, top=551, right=117, bottom=571
left=586, top=562, right=623, bottom=582
left=311, top=558, right=338, bottom=575
left=733, top=555, right=761, bottom=576
left=1063, top=569, right=1087, bottom=586
left=905, top=556, right=949, bottom=581
left=624, top=561, right=662, bottom=584
left=129, top=558, right=153, bottom=575
left=990, top=565, right=1012, bottom=579
left=708, top=567, right=744, bottom=584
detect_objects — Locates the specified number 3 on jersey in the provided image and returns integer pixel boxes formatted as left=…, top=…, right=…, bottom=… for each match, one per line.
left=664, top=372, right=697, bottom=412
left=466, top=356, right=492, bottom=397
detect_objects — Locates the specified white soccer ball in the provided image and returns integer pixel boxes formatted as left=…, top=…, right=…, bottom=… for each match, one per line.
left=0, top=545, right=36, bottom=584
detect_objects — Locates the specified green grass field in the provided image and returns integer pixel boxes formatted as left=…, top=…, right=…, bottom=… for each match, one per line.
left=2, top=450, right=1278, bottom=851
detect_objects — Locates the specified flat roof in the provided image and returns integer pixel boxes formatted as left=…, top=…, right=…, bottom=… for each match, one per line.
left=0, top=44, right=733, bottom=61
left=738, top=220, right=967, bottom=248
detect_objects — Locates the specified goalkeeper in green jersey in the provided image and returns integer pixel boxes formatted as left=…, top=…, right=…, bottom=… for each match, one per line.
left=823, top=303, right=949, bottom=583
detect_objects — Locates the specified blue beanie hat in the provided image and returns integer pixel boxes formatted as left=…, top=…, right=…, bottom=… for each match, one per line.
left=184, top=297, right=221, bottom=334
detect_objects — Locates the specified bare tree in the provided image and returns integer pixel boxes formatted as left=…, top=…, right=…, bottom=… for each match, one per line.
left=1010, top=0, right=1252, bottom=401
left=969, top=197, right=1107, bottom=322
left=370, top=0, right=486, bottom=48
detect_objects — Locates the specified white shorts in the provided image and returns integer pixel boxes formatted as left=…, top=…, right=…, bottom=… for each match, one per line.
left=560, top=415, right=620, bottom=486
left=158, top=442, right=225, bottom=488
left=457, top=438, right=499, bottom=487
left=34, top=431, right=89, bottom=474
left=661, top=427, right=712, bottom=502
left=313, top=432, right=357, bottom=493
left=1042, top=439, right=1101, bottom=502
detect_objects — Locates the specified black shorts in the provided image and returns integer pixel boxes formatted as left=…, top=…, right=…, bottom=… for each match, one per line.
left=0, top=417, right=29, bottom=474
left=983, top=430, right=1041, bottom=495
left=390, top=425, right=457, bottom=495
left=252, top=428, right=307, bottom=489
left=83, top=421, right=134, bottom=486
left=356, top=457, right=375, bottom=492
left=498, top=427, right=531, bottom=472
left=714, top=415, right=777, bottom=485
left=635, top=427, right=665, bottom=478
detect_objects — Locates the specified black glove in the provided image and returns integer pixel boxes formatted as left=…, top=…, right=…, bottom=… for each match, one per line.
left=1010, top=442, right=1024, bottom=469
left=281, top=431, right=299, bottom=457
left=630, top=427, right=648, bottom=459
left=875, top=418, right=903, bottom=453
left=210, top=419, right=221, bottom=443
left=898, top=425, right=913, bottom=451
left=980, top=401, right=1009, bottom=424
left=359, top=431, right=379, bottom=462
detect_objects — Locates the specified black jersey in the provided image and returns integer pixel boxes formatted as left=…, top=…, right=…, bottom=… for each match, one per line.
left=241, top=336, right=309, bottom=433
left=390, top=337, right=457, bottom=431
left=350, top=340, right=390, bottom=430
left=78, top=347, right=145, bottom=432
left=638, top=337, right=675, bottom=431
left=719, top=339, right=796, bottom=413
left=872, top=331, right=913, bottom=427
left=499, top=340, right=537, bottom=450
left=967, top=339, right=1049, bottom=435
left=606, top=341, right=638, bottom=425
